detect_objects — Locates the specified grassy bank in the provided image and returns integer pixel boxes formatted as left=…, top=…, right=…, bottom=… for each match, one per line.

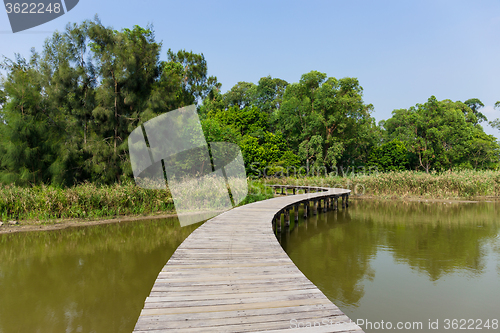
left=0, top=181, right=175, bottom=222
left=0, top=180, right=273, bottom=223
left=261, top=170, right=500, bottom=199
left=1, top=170, right=498, bottom=223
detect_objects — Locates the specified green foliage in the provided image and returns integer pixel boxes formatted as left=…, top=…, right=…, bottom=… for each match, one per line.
left=240, top=132, right=300, bottom=177
left=491, top=102, right=500, bottom=132
left=277, top=71, right=376, bottom=170
left=464, top=98, right=487, bottom=124
left=201, top=96, right=299, bottom=177
left=237, top=180, right=274, bottom=206
left=164, top=49, right=220, bottom=106
left=0, top=54, right=56, bottom=186
left=384, top=96, right=499, bottom=172
left=0, top=18, right=218, bottom=187
left=0, top=180, right=175, bottom=221
left=222, top=81, right=257, bottom=109
left=1, top=17, right=499, bottom=191
left=207, top=105, right=268, bottom=136
left=368, top=139, right=409, bottom=171
left=255, top=76, right=288, bottom=118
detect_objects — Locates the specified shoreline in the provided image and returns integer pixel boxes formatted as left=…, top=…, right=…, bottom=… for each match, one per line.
left=1, top=195, right=498, bottom=235
left=0, top=212, right=179, bottom=235
left=350, top=194, right=499, bottom=203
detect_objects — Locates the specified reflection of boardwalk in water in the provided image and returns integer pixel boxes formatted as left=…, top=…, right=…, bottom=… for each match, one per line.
left=133, top=187, right=363, bottom=332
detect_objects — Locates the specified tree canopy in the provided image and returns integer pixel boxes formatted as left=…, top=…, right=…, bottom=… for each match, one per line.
left=0, top=18, right=499, bottom=188
left=0, top=18, right=218, bottom=186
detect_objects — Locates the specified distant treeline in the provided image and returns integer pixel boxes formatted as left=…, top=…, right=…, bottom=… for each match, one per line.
left=1, top=18, right=499, bottom=187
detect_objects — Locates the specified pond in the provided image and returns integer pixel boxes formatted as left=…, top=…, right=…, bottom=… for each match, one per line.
left=0, top=218, right=201, bottom=333
left=278, top=199, right=500, bottom=332
left=0, top=200, right=499, bottom=333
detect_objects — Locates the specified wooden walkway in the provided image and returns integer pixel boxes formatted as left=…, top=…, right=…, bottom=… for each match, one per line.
left=133, top=186, right=364, bottom=333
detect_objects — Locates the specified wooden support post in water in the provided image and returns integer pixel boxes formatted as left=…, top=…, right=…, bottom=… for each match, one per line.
left=303, top=201, right=308, bottom=218
left=285, top=209, right=290, bottom=227
left=294, top=204, right=299, bottom=222
left=323, top=198, right=328, bottom=212
left=277, top=213, right=282, bottom=233
left=313, top=200, right=318, bottom=215
left=334, top=197, right=338, bottom=211
left=346, top=194, right=349, bottom=208
left=342, top=194, right=346, bottom=209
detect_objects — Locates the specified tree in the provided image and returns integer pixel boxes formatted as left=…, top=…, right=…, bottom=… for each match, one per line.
left=240, top=132, right=300, bottom=177
left=368, top=139, right=409, bottom=171
left=86, top=21, right=163, bottom=183
left=207, top=105, right=268, bottom=137
left=464, top=98, right=487, bottom=124
left=490, top=101, right=500, bottom=132
left=39, top=21, right=97, bottom=185
left=0, top=17, right=221, bottom=187
left=165, top=49, right=219, bottom=106
left=222, top=81, right=257, bottom=109
left=384, top=96, right=499, bottom=172
left=255, top=76, right=288, bottom=113
left=0, top=53, right=56, bottom=185
left=277, top=71, right=375, bottom=170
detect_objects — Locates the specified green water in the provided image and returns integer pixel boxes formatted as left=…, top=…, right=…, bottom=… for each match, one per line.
left=0, top=218, right=201, bottom=333
left=1, top=201, right=499, bottom=333
left=279, top=199, right=500, bottom=332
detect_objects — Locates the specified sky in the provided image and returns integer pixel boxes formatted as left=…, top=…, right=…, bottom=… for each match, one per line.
left=1, top=0, right=500, bottom=139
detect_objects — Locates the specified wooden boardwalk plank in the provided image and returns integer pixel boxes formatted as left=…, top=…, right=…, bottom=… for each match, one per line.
left=133, top=188, right=363, bottom=332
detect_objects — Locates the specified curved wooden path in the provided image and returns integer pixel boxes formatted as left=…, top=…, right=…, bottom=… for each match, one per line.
left=133, top=186, right=364, bottom=333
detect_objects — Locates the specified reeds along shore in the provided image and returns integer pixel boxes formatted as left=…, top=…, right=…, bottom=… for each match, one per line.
left=263, top=170, right=500, bottom=199
left=0, top=170, right=498, bottom=222
left=0, top=182, right=174, bottom=222
left=0, top=180, right=274, bottom=222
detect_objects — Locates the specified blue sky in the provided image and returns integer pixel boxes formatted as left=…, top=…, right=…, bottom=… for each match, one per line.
left=1, top=0, right=500, bottom=138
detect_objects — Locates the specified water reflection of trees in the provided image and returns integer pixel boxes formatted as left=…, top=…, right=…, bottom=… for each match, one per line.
left=353, top=200, right=499, bottom=281
left=0, top=219, right=200, bottom=333
left=279, top=200, right=499, bottom=306
left=279, top=209, right=381, bottom=308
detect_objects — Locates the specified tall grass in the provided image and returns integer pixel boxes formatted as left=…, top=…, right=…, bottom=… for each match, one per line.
left=261, top=170, right=500, bottom=199
left=0, top=180, right=175, bottom=222
left=2, top=170, right=497, bottom=223
left=0, top=179, right=274, bottom=222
